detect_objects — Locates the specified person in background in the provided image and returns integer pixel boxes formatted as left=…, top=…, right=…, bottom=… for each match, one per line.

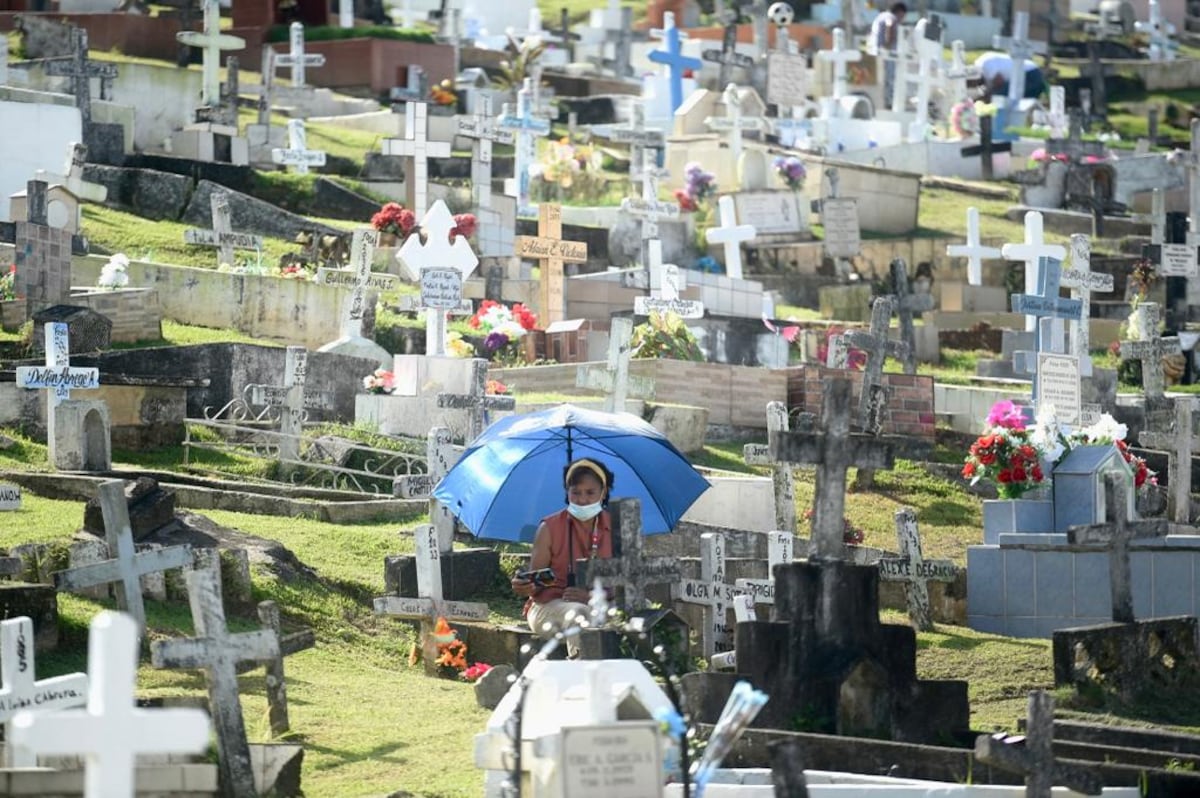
left=974, top=52, right=1047, bottom=101
left=511, top=458, right=615, bottom=658
left=870, top=2, right=907, bottom=109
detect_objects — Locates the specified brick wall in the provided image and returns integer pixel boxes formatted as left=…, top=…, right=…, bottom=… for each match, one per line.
left=1, top=13, right=184, bottom=61
left=783, top=365, right=935, bottom=439
left=268, top=38, right=456, bottom=93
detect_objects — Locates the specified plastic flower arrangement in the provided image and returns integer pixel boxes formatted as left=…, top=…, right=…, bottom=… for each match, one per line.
left=431, top=617, right=468, bottom=678
left=278, top=262, right=313, bottom=280
left=462, top=662, right=493, bottom=683
left=961, top=400, right=1047, bottom=499
left=445, top=331, right=476, bottom=359
left=949, top=99, right=978, bottom=138
left=97, top=253, right=130, bottom=291
left=532, top=138, right=606, bottom=201
left=468, top=300, right=537, bottom=366
left=451, top=213, right=477, bottom=242
left=371, top=202, right=417, bottom=237
left=0, top=264, right=16, bottom=301
left=485, top=379, right=510, bottom=396
left=773, top=156, right=807, bottom=190
left=1033, top=408, right=1156, bottom=492
left=362, top=368, right=395, bottom=395
left=1028, top=148, right=1071, bottom=168
left=682, top=162, right=717, bottom=205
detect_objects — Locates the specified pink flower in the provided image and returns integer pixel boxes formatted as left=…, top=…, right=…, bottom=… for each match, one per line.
left=986, top=400, right=1026, bottom=431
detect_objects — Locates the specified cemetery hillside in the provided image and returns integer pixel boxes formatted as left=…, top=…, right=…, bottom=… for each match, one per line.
left=10, top=0, right=1200, bottom=796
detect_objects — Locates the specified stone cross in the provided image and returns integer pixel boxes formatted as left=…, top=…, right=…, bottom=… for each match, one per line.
left=702, top=19, right=755, bottom=89
left=582, top=498, right=682, bottom=611
left=888, top=259, right=934, bottom=375
left=769, top=379, right=902, bottom=560
left=878, top=508, right=955, bottom=632
left=556, top=8, right=581, bottom=62
left=1079, top=42, right=1113, bottom=122
left=253, top=599, right=314, bottom=737
left=498, top=79, right=552, bottom=216
left=1001, top=210, right=1067, bottom=331
left=575, top=317, right=654, bottom=413
left=515, top=203, right=588, bottom=325
left=1120, top=302, right=1181, bottom=402
left=598, top=100, right=664, bottom=182
left=183, top=192, right=263, bottom=267
left=1139, top=397, right=1196, bottom=525
left=257, top=45, right=275, bottom=127
left=45, top=27, right=118, bottom=128
left=991, top=11, right=1047, bottom=104
left=621, top=151, right=679, bottom=263
left=436, top=359, right=517, bottom=442
left=11, top=612, right=209, bottom=798
left=52, top=480, right=192, bottom=631
left=151, top=567, right=281, bottom=798
left=845, top=297, right=907, bottom=434
left=1048, top=85, right=1067, bottom=138
left=673, top=533, right=739, bottom=657
left=454, top=94, right=513, bottom=256
left=274, top=22, right=326, bottom=88
left=634, top=240, right=705, bottom=319
left=1135, top=0, right=1176, bottom=61
left=331, top=228, right=380, bottom=339
left=705, top=83, right=767, bottom=186
left=743, top=402, right=798, bottom=534
left=599, top=6, right=635, bottom=79
left=648, top=11, right=703, bottom=113
left=907, top=16, right=945, bottom=141
left=383, top=102, right=451, bottom=220
left=1060, top=234, right=1113, bottom=377
left=705, top=195, right=756, bottom=281
left=946, top=206, right=999, bottom=287
left=0, top=616, right=89, bottom=767
left=960, top=114, right=1012, bottom=181
left=396, top=200, right=480, bottom=356
left=975, top=691, right=1104, bottom=798
left=817, top=28, right=861, bottom=101
left=176, top=0, right=244, bottom=108
left=271, top=118, right=326, bottom=174
left=36, top=141, right=108, bottom=205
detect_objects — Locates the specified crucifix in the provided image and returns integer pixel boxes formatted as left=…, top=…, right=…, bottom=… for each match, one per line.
left=455, top=94, right=513, bottom=257
left=515, top=203, right=588, bottom=325
left=648, top=11, right=703, bottom=114
left=11, top=612, right=210, bottom=798
left=498, top=78, right=552, bottom=216
left=673, top=533, right=739, bottom=658
left=991, top=11, right=1047, bottom=105
left=1060, top=234, right=1113, bottom=377
left=575, top=317, right=654, bottom=413
left=1120, top=302, right=1181, bottom=402
left=946, top=206, right=999, bottom=286
left=960, top=115, right=1012, bottom=181
left=274, top=22, right=326, bottom=88
left=702, top=17, right=755, bottom=89
left=742, top=401, right=798, bottom=534
left=705, top=195, right=756, bottom=280
left=183, top=191, right=263, bottom=267
left=175, top=0, right=244, bottom=108
left=704, top=83, right=767, bottom=186
left=383, top=101, right=451, bottom=220
left=1139, top=397, right=1197, bottom=525
left=16, top=322, right=101, bottom=466
left=271, top=118, right=326, bottom=174
left=888, top=258, right=934, bottom=375
left=845, top=297, right=907, bottom=434
left=1001, top=210, right=1067, bottom=331
left=45, top=27, right=118, bottom=130
left=581, top=498, right=682, bottom=611
left=396, top=201, right=480, bottom=356
left=879, top=508, right=956, bottom=631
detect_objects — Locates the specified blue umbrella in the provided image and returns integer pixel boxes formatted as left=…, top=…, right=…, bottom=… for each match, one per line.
left=432, top=404, right=711, bottom=542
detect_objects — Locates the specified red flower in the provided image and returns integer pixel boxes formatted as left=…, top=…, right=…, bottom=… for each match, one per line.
left=1032, top=465, right=1043, bottom=481
left=962, top=462, right=976, bottom=478
left=979, top=452, right=996, bottom=466
left=512, top=303, right=537, bottom=331
left=1012, top=466, right=1027, bottom=482
left=673, top=188, right=697, bottom=213
left=451, top=213, right=477, bottom=240
left=997, top=469, right=1013, bottom=483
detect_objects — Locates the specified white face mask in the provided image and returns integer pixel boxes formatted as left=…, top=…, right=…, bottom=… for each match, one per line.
left=567, top=501, right=603, bottom=521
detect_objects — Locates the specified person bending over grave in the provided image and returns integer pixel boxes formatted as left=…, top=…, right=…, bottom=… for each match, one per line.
left=974, top=52, right=1046, bottom=101
left=511, top=458, right=615, bottom=658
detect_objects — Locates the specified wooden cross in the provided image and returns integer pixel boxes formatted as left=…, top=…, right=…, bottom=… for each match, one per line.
left=742, top=401, right=798, bottom=535
left=12, top=612, right=209, bottom=798
left=845, top=297, right=907, bottom=434
left=273, top=22, right=325, bottom=88
left=575, top=317, right=654, bottom=413
left=888, top=259, right=934, bottom=375
left=498, top=78, right=552, bottom=215
left=45, top=27, right=118, bottom=127
left=598, top=99, right=664, bottom=182
left=673, top=533, right=739, bottom=657
left=252, top=600, right=314, bottom=737
left=183, top=191, right=263, bottom=267
left=1140, top=397, right=1197, bottom=525
left=582, top=498, right=682, bottom=611
left=634, top=240, right=705, bottom=319
left=51, top=481, right=192, bottom=631
left=648, top=11, right=703, bottom=113
left=272, top=118, right=326, bottom=174
left=705, top=195, right=756, bottom=281
left=455, top=94, right=513, bottom=256
left=878, top=508, right=955, bottom=631
left=960, top=115, right=1012, bottom=181
left=946, top=206, right=999, bottom=287
left=382, top=102, right=451, bottom=220
left=515, top=203, right=588, bottom=325
left=151, top=567, right=281, bottom=798
left=1001, top=210, right=1067, bottom=331
left=1060, top=234, right=1113, bottom=377
left=396, top=200, right=480, bottom=356
left=1120, top=302, right=1181, bottom=401
left=175, top=0, right=244, bottom=108
left=817, top=27, right=861, bottom=101
left=702, top=20, right=755, bottom=88
left=0, top=616, right=88, bottom=767
left=768, top=378, right=902, bottom=560
left=436, top=359, right=517, bottom=442
left=975, top=691, right=1103, bottom=798
left=991, top=11, right=1047, bottom=104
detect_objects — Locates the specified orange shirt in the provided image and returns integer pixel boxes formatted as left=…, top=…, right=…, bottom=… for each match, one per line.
left=525, top=508, right=613, bottom=611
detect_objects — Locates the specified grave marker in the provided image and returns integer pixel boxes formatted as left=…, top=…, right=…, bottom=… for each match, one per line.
left=743, top=401, right=797, bottom=534
left=271, top=118, right=325, bottom=174
left=3, top=180, right=89, bottom=311
left=1134, top=0, right=1176, bottom=61
left=175, top=0, right=244, bottom=107
left=1139, top=397, right=1197, bottom=525
left=767, top=51, right=808, bottom=110
left=396, top=200, right=480, bottom=356
left=702, top=16, right=754, bottom=88
left=845, top=297, right=907, bottom=434
left=1060, top=234, right=1113, bottom=376
left=960, top=115, right=1012, bottom=181
left=941, top=40, right=978, bottom=109
left=250, top=346, right=324, bottom=461
left=0, top=38, right=7, bottom=86
left=621, top=150, right=679, bottom=264
left=991, top=11, right=1047, bottom=104
left=820, top=169, right=861, bottom=278
left=436, top=359, right=517, bottom=443
left=888, top=259, right=934, bottom=375
left=151, top=567, right=280, bottom=798
left=1079, top=42, right=1114, bottom=122
left=596, top=100, right=663, bottom=182
left=389, top=64, right=428, bottom=107
left=498, top=79, right=552, bottom=216
left=704, top=83, right=767, bottom=182
left=1002, top=210, right=1067, bottom=332
left=634, top=240, right=704, bottom=319
left=515, top=203, right=588, bottom=325
left=11, top=612, right=209, bottom=798
left=673, top=533, right=738, bottom=657
left=254, top=599, right=314, bottom=737
left=946, top=206, right=999, bottom=287
left=733, top=531, right=793, bottom=608
left=455, top=94, right=514, bottom=256
left=879, top=508, right=955, bottom=631
left=1037, top=352, right=1082, bottom=426
left=575, top=317, right=654, bottom=413
left=183, top=192, right=263, bottom=267
left=274, top=22, right=325, bottom=88
left=705, top=195, right=756, bottom=282
left=45, top=27, right=118, bottom=128
left=582, top=498, right=681, bottom=611
left=817, top=27, right=861, bottom=101
left=393, top=426, right=456, bottom=500
left=35, top=141, right=108, bottom=206
left=0, top=483, right=19, bottom=511
left=648, top=11, right=702, bottom=113
left=1011, top=258, right=1083, bottom=412
left=383, top=101, right=451, bottom=220
left=16, top=321, right=102, bottom=469
left=321, top=228, right=382, bottom=340
left=1119, top=302, right=1181, bottom=402
left=1047, top=85, right=1067, bottom=138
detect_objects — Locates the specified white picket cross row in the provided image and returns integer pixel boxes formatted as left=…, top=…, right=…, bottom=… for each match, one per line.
left=634, top=240, right=704, bottom=319
left=705, top=195, right=756, bottom=280
left=272, top=119, right=326, bottom=174
left=1001, top=211, right=1067, bottom=331
left=274, top=22, right=325, bottom=88
left=11, top=612, right=210, bottom=798
left=1060, top=234, right=1114, bottom=377
left=175, top=0, right=245, bottom=107
left=383, top=102, right=452, bottom=220
left=946, top=207, right=999, bottom=287
left=396, top=200, right=480, bottom=356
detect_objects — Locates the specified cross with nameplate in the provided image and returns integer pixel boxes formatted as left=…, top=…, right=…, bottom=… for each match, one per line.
left=705, top=83, right=767, bottom=182
left=394, top=426, right=458, bottom=499
left=45, top=27, right=118, bottom=127
left=383, top=102, right=451, bottom=220
left=328, top=228, right=382, bottom=339
left=621, top=151, right=679, bottom=264
left=991, top=11, right=1047, bottom=104
left=946, top=206, right=999, bottom=286
left=52, top=480, right=193, bottom=632
left=274, top=22, right=325, bottom=88
left=12, top=612, right=210, bottom=798
left=516, top=203, right=588, bottom=325
left=1060, top=234, right=1113, bottom=377
left=1011, top=257, right=1082, bottom=403
left=1002, top=210, right=1067, bottom=332
left=175, top=0, right=245, bottom=108
left=16, top=322, right=100, bottom=467
left=711, top=531, right=792, bottom=670
left=673, top=533, right=739, bottom=657
left=1120, top=302, right=1181, bottom=402
left=702, top=19, right=755, bottom=88
left=743, top=401, right=798, bottom=535
left=397, top=200, right=480, bottom=356
left=183, top=192, right=263, bottom=267
left=705, top=195, right=756, bottom=281
left=878, top=508, right=956, bottom=631
left=817, top=27, right=861, bottom=101
left=941, top=40, right=978, bottom=108
left=36, top=141, right=108, bottom=205
left=455, top=94, right=513, bottom=256
left=845, top=297, right=907, bottom=434
left=575, top=317, right=655, bottom=413
left=1139, top=397, right=1197, bottom=525
left=597, top=100, right=664, bottom=182
left=888, top=258, right=934, bottom=375
left=271, top=118, right=325, bottom=174
left=769, top=378, right=902, bottom=560
left=581, top=498, right=682, bottom=611
left=498, top=78, right=552, bottom=216
left=246, top=346, right=330, bottom=460
left=648, top=11, right=703, bottom=113
left=635, top=240, right=705, bottom=319
left=151, top=566, right=281, bottom=798
left=437, top=359, right=517, bottom=443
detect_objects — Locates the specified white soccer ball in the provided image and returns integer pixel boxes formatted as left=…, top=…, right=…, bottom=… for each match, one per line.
left=768, top=2, right=795, bottom=25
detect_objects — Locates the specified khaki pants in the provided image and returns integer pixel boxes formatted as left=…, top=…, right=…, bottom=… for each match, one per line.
left=527, top=598, right=589, bottom=658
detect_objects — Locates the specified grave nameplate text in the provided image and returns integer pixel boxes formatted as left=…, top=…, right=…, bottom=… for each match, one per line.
left=1158, top=244, right=1199, bottom=277
left=316, top=268, right=397, bottom=291
left=420, top=268, right=465, bottom=310
left=1038, top=353, right=1081, bottom=424
left=561, top=723, right=662, bottom=798
left=0, top=484, right=19, bottom=511
left=822, top=197, right=860, bottom=258
left=767, top=53, right=808, bottom=108
left=733, top=191, right=805, bottom=237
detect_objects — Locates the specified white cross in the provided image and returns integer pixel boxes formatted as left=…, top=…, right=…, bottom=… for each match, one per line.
left=271, top=118, right=326, bottom=174
left=621, top=149, right=677, bottom=245
left=705, top=194, right=756, bottom=280
left=35, top=141, right=107, bottom=204
left=16, top=322, right=99, bottom=407
left=455, top=95, right=514, bottom=256
left=908, top=17, right=944, bottom=141
left=383, top=102, right=452, bottom=220
left=711, top=530, right=794, bottom=669
left=183, top=192, right=263, bottom=267
left=175, top=0, right=245, bottom=108
left=498, top=78, right=552, bottom=215
left=890, top=26, right=915, bottom=113
left=0, top=616, right=89, bottom=767
left=1048, top=85, right=1067, bottom=138
left=12, top=611, right=210, bottom=798
left=338, top=0, right=353, bottom=28
left=1133, top=188, right=1166, bottom=247
left=946, top=206, right=999, bottom=286
left=1135, top=0, right=1176, bottom=62
left=992, top=11, right=1047, bottom=104
left=1061, top=234, right=1113, bottom=377
left=1001, top=210, right=1066, bottom=331
left=817, top=27, right=861, bottom=101
left=397, top=201, right=480, bottom=356
left=634, top=240, right=705, bottom=318
left=393, top=426, right=459, bottom=500
left=742, top=401, right=797, bottom=534
left=673, top=533, right=738, bottom=658
left=704, top=83, right=767, bottom=179
left=274, top=22, right=326, bottom=88
left=574, top=317, right=654, bottom=413
left=337, top=228, right=380, bottom=338
left=942, top=40, right=978, bottom=107
left=601, top=99, right=664, bottom=181
left=1186, top=120, right=1200, bottom=240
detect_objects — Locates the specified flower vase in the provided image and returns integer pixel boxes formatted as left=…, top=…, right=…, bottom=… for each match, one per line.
left=981, top=498, right=1055, bottom=545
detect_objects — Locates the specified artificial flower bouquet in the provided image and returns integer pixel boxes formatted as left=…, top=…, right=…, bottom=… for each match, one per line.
left=961, top=400, right=1047, bottom=499
left=371, top=202, right=416, bottom=237
left=362, top=368, right=395, bottom=395
left=773, top=155, right=807, bottom=190
left=1028, top=406, right=1155, bottom=491
left=467, top=300, right=538, bottom=366
left=98, top=253, right=130, bottom=291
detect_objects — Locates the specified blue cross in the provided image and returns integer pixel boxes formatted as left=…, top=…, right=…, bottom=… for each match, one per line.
left=1011, top=257, right=1083, bottom=401
left=648, top=12, right=703, bottom=114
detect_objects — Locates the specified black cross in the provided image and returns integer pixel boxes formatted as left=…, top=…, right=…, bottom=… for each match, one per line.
left=0, top=181, right=90, bottom=255
left=960, top=115, right=1011, bottom=181
left=702, top=20, right=755, bottom=88
left=557, top=8, right=582, bottom=63
left=44, top=27, right=118, bottom=127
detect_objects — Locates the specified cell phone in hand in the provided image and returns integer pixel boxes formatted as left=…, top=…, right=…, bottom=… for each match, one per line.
left=515, top=567, right=556, bottom=587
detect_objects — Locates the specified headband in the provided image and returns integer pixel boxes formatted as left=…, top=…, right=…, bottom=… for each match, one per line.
left=566, top=459, right=607, bottom=490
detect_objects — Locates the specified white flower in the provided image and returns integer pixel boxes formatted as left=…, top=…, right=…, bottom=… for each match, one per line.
left=97, top=253, right=130, bottom=291
left=1080, top=413, right=1127, bottom=445
left=1029, top=404, right=1065, bottom=462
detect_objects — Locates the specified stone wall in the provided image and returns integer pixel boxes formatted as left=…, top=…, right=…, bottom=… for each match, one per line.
left=70, top=288, right=162, bottom=344
left=784, top=365, right=936, bottom=439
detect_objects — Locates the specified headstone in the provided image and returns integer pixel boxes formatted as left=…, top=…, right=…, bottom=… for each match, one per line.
left=175, top=0, right=244, bottom=107
left=498, top=79, right=552, bottom=216
left=620, top=150, right=679, bottom=265
left=742, top=401, right=797, bottom=534
left=5, top=180, right=85, bottom=313
left=1119, top=302, right=1181, bottom=402
left=383, top=102, right=451, bottom=220
left=648, top=11, right=703, bottom=113
left=436, top=359, right=516, bottom=442
left=845, top=297, right=906, bottom=433
left=888, top=259, right=934, bottom=375
left=1001, top=210, right=1067, bottom=332
left=515, top=203, right=588, bottom=325
left=396, top=200, right=480, bottom=356
left=1060, top=234, right=1113, bottom=377
left=820, top=169, right=861, bottom=278
left=35, top=141, right=107, bottom=210
left=183, top=191, right=263, bottom=268
left=581, top=498, right=681, bottom=611
left=273, top=22, right=325, bottom=88
left=878, top=508, right=955, bottom=631
left=151, top=567, right=280, bottom=798
left=11, top=612, right=209, bottom=798
left=574, top=317, right=654, bottom=413
left=946, top=206, right=999, bottom=287
left=271, top=119, right=326, bottom=174
left=1139, top=397, right=1197, bottom=525
left=1047, top=85, right=1067, bottom=138
left=634, top=240, right=704, bottom=319
left=1011, top=258, right=1083, bottom=416
left=673, top=533, right=737, bottom=657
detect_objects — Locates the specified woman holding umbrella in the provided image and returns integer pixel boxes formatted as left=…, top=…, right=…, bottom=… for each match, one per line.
left=511, top=458, right=615, bottom=658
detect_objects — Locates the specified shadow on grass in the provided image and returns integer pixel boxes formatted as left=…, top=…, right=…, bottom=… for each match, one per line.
left=304, top=739, right=410, bottom=769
